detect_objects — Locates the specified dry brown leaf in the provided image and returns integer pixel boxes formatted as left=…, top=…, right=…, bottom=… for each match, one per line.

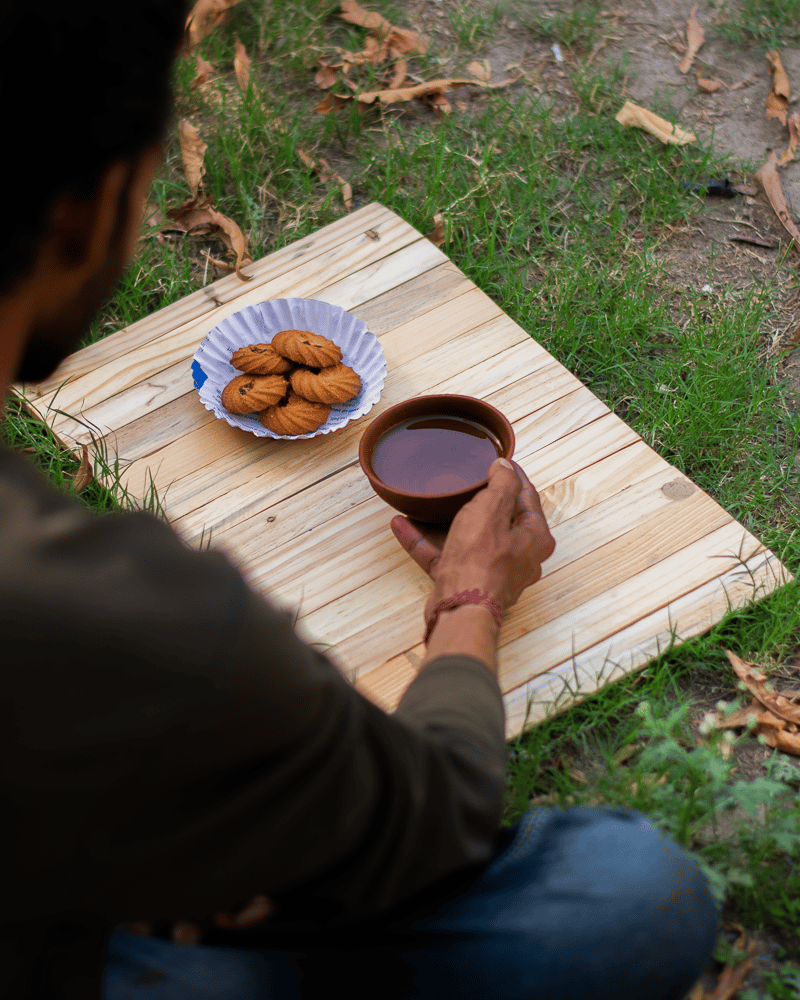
left=142, top=202, right=163, bottom=229
left=72, top=445, right=93, bottom=493
left=766, top=50, right=790, bottom=125
left=758, top=723, right=800, bottom=755
left=425, top=213, right=448, bottom=246
left=703, top=926, right=756, bottom=1000
left=185, top=0, right=242, bottom=50
left=339, top=1, right=427, bottom=56
left=192, top=52, right=215, bottom=90
left=165, top=195, right=252, bottom=280
left=358, top=77, right=478, bottom=105
left=178, top=119, right=207, bottom=199
left=731, top=73, right=758, bottom=90
left=314, top=93, right=351, bottom=114
left=315, top=63, right=340, bottom=89
left=196, top=250, right=235, bottom=274
left=297, top=150, right=353, bottom=210
left=615, top=100, right=696, bottom=145
left=206, top=207, right=252, bottom=279
left=697, top=74, right=722, bottom=93
left=679, top=6, right=704, bottom=74
left=233, top=36, right=252, bottom=93
left=423, top=90, right=452, bottom=116
left=711, top=699, right=782, bottom=731
left=778, top=111, right=800, bottom=165
left=731, top=182, right=759, bottom=195
left=727, top=650, right=800, bottom=723
left=467, top=59, right=492, bottom=83
left=388, top=57, right=408, bottom=90
left=754, top=150, right=800, bottom=254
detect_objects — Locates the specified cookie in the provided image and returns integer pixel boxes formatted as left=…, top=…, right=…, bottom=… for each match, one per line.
left=221, top=374, right=288, bottom=415
left=259, top=391, right=331, bottom=435
left=290, top=363, right=361, bottom=404
left=271, top=329, right=343, bottom=368
left=231, top=343, right=294, bottom=376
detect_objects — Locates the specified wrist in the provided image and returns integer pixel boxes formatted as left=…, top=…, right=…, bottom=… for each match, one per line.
left=424, top=603, right=499, bottom=670
left=424, top=588, right=504, bottom=645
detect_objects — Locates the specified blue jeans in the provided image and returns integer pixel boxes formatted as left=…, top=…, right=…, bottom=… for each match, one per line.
left=104, top=807, right=718, bottom=1000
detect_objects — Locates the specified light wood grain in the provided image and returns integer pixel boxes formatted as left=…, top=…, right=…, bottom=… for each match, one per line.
left=14, top=202, right=791, bottom=739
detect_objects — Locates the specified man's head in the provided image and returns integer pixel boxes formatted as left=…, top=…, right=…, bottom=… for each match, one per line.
left=0, top=1, right=187, bottom=384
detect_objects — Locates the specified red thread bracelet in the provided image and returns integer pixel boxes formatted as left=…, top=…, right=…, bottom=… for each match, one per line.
left=424, top=589, right=504, bottom=645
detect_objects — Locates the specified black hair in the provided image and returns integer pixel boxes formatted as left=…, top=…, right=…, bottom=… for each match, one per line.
left=0, top=0, right=188, bottom=293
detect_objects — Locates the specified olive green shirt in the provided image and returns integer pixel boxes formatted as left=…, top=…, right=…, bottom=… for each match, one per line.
left=0, top=445, right=507, bottom=999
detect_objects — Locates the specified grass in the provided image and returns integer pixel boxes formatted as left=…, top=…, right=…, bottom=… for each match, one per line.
left=718, top=0, right=800, bottom=47
left=4, top=0, right=800, bottom=980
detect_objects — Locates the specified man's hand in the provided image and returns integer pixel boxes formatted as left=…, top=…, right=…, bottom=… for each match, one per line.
left=391, top=459, right=555, bottom=620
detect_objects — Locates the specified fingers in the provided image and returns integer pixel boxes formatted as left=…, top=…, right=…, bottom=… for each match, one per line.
left=476, top=458, right=523, bottom=524
left=390, top=515, right=441, bottom=577
left=510, top=460, right=556, bottom=559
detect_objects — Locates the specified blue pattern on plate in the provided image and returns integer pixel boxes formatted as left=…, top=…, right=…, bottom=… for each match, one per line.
left=192, top=360, right=207, bottom=391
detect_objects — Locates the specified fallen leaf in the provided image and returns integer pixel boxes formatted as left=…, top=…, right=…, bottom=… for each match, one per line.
left=357, top=77, right=485, bottom=105
left=142, top=202, right=163, bottom=229
left=728, top=234, right=776, bottom=248
left=615, top=100, right=696, bottom=145
left=778, top=111, right=800, bottom=165
left=315, top=63, right=340, bottom=89
left=703, top=925, right=756, bottom=1000
left=178, top=119, right=207, bottom=199
left=72, top=445, right=93, bottom=493
left=314, top=92, right=351, bottom=114
left=467, top=59, right=491, bottom=83
left=185, top=0, right=242, bottom=50
left=757, top=723, right=800, bottom=755
left=233, top=36, right=252, bottom=93
left=754, top=150, right=800, bottom=255
left=192, top=52, right=215, bottom=90
left=165, top=195, right=253, bottom=280
left=766, top=49, right=790, bottom=125
left=731, top=182, right=759, bottom=196
left=425, top=213, right=449, bottom=246
left=730, top=72, right=758, bottom=90
left=679, top=6, right=704, bottom=74
left=339, top=0, right=427, bottom=57
left=727, top=651, right=800, bottom=724
left=423, top=90, right=452, bottom=116
left=388, top=57, right=408, bottom=90
left=697, top=74, right=722, bottom=93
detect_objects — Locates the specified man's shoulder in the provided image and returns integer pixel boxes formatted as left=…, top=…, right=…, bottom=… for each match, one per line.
left=0, top=443, right=263, bottom=666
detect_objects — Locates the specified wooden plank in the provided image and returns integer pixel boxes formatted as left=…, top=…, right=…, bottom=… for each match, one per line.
left=303, top=518, right=760, bottom=683
left=19, top=203, right=406, bottom=392
left=498, top=520, right=765, bottom=692
left=355, top=549, right=790, bottom=731
left=12, top=199, right=792, bottom=742
left=33, top=233, right=447, bottom=442
left=500, top=548, right=791, bottom=739
left=41, top=262, right=477, bottom=461
left=290, top=430, right=716, bottom=671
left=209, top=444, right=688, bottom=624
left=120, top=305, right=545, bottom=521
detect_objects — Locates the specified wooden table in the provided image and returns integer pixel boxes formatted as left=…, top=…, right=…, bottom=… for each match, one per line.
left=20, top=203, right=792, bottom=740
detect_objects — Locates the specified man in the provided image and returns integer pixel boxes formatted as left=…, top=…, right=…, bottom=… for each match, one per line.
left=1, top=3, right=718, bottom=998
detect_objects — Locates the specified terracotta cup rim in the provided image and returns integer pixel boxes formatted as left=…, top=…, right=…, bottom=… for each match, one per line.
left=358, top=394, right=515, bottom=499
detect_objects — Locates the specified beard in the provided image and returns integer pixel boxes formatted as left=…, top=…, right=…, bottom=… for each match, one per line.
left=13, top=234, right=127, bottom=386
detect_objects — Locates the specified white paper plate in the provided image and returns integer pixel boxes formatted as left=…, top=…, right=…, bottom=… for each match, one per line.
left=192, top=298, right=387, bottom=439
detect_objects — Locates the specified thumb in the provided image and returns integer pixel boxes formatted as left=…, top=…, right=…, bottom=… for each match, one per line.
left=481, top=457, right=521, bottom=520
